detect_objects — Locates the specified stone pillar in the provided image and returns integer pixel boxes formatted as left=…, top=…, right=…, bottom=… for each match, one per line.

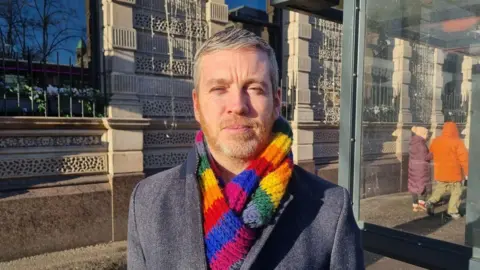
left=206, top=0, right=229, bottom=36
left=430, top=48, right=445, bottom=138
left=104, top=118, right=148, bottom=241
left=363, top=33, right=375, bottom=107
left=102, top=0, right=141, bottom=119
left=392, top=38, right=412, bottom=156
left=285, top=11, right=315, bottom=173
left=102, top=0, right=146, bottom=241
left=462, top=56, right=474, bottom=148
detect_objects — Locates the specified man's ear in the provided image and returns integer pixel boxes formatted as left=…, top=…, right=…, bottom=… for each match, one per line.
left=192, top=89, right=200, bottom=122
left=274, top=87, right=282, bottom=117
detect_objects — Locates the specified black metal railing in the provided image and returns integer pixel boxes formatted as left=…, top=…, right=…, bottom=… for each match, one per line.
left=281, top=78, right=295, bottom=121
left=443, top=84, right=468, bottom=124
left=0, top=52, right=105, bottom=117
left=363, top=83, right=399, bottom=123
left=363, top=59, right=398, bottom=123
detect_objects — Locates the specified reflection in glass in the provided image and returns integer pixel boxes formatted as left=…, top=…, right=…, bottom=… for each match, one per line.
left=365, top=251, right=426, bottom=270
left=0, top=0, right=103, bottom=117
left=359, top=0, right=478, bottom=246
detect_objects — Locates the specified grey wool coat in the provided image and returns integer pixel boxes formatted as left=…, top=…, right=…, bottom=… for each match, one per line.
left=128, top=148, right=364, bottom=270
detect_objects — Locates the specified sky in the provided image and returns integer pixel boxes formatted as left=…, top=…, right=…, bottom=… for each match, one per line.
left=60, top=1, right=87, bottom=65
left=0, top=0, right=86, bottom=65
left=225, top=0, right=266, bottom=11
left=48, top=0, right=269, bottom=64
left=0, top=0, right=266, bottom=65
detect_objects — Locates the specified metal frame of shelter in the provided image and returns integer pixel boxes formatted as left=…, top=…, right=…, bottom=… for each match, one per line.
left=272, top=0, right=480, bottom=269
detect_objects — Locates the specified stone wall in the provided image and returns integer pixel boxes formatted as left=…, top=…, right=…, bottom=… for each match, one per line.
left=143, top=120, right=198, bottom=176
left=0, top=116, right=201, bottom=262
left=0, top=118, right=111, bottom=261
left=0, top=119, right=108, bottom=184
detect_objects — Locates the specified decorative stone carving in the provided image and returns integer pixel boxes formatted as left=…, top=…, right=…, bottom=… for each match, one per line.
left=207, top=2, right=228, bottom=23
left=109, top=26, right=137, bottom=50
left=144, top=130, right=196, bottom=147
left=133, top=10, right=207, bottom=39
left=138, top=76, right=193, bottom=97
left=142, top=98, right=194, bottom=117
left=135, top=0, right=206, bottom=20
left=143, top=151, right=188, bottom=169
left=323, top=107, right=340, bottom=125
left=0, top=136, right=102, bottom=148
left=363, top=128, right=395, bottom=141
left=363, top=141, right=396, bottom=154
left=136, top=32, right=201, bottom=57
left=0, top=154, right=108, bottom=179
left=313, top=129, right=339, bottom=143
left=135, top=54, right=192, bottom=76
left=313, top=143, right=339, bottom=158
left=110, top=73, right=193, bottom=97
left=110, top=73, right=137, bottom=93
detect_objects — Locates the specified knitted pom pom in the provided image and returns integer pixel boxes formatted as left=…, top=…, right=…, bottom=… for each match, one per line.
left=242, top=203, right=263, bottom=228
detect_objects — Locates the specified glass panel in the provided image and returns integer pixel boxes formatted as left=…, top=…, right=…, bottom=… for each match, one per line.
left=0, top=0, right=103, bottom=117
left=359, top=0, right=479, bottom=246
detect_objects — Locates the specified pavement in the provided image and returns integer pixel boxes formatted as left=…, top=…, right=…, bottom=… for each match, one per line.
left=0, top=192, right=465, bottom=270
left=362, top=192, right=466, bottom=269
left=0, top=241, right=127, bottom=270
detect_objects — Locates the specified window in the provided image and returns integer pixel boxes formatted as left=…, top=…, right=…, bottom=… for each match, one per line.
left=359, top=0, right=478, bottom=248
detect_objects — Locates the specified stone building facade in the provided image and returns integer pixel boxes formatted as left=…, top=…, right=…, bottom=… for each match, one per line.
left=0, top=0, right=477, bottom=262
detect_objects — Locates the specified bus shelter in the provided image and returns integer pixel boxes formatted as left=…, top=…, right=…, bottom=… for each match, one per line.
left=272, top=0, right=480, bottom=268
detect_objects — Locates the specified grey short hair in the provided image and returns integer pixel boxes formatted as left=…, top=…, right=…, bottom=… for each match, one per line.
left=193, top=27, right=279, bottom=92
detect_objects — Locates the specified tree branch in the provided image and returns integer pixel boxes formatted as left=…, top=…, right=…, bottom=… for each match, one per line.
left=31, top=0, right=44, bottom=21
left=46, top=27, right=79, bottom=50
left=29, top=27, right=42, bottom=55
left=44, top=34, right=80, bottom=59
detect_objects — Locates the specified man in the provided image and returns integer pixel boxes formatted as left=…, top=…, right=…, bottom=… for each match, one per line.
left=128, top=28, right=364, bottom=270
left=426, top=121, right=469, bottom=219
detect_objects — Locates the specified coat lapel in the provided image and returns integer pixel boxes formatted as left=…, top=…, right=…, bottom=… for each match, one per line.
left=183, top=149, right=208, bottom=269
left=240, top=192, right=294, bottom=270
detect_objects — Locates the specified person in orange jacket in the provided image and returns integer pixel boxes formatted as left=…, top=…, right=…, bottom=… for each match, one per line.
left=425, top=122, right=469, bottom=220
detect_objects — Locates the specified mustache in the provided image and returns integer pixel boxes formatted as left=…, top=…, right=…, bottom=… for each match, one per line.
left=220, top=117, right=258, bottom=129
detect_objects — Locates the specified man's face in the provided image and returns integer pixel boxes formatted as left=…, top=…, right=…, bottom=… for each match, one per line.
left=193, top=48, right=281, bottom=160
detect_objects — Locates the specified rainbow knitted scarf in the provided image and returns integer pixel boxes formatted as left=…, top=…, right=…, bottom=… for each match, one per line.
left=196, top=117, right=293, bottom=270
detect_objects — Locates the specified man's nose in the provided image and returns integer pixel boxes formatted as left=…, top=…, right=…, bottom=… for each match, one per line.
left=227, top=89, right=249, bottom=115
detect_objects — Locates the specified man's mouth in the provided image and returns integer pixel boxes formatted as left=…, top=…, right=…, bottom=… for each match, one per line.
left=223, top=125, right=254, bottom=132
left=225, top=125, right=250, bottom=129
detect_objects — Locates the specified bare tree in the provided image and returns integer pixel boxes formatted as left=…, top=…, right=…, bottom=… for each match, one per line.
left=12, top=0, right=34, bottom=59
left=0, top=0, right=85, bottom=62
left=0, top=0, right=21, bottom=56
left=27, top=0, right=84, bottom=63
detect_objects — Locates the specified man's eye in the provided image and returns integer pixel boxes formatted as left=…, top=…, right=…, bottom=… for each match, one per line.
left=249, top=87, right=264, bottom=93
left=211, top=87, right=226, bottom=92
